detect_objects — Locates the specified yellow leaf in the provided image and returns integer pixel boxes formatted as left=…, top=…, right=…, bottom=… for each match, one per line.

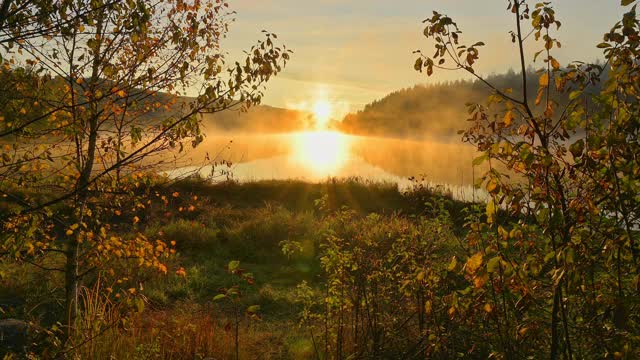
left=486, top=200, right=496, bottom=224
left=66, top=229, right=74, bottom=236
left=550, top=57, right=560, bottom=70
left=447, top=256, right=458, bottom=272
left=474, top=272, right=488, bottom=288
left=79, top=25, right=85, bottom=32
left=539, top=73, right=549, bottom=87
left=503, top=110, right=514, bottom=126
left=498, top=226, right=509, bottom=241
left=466, top=252, right=484, bottom=274
left=486, top=179, right=499, bottom=193
left=133, top=216, right=140, bottom=224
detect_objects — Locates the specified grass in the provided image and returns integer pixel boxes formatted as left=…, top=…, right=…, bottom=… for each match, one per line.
left=1, top=178, right=473, bottom=359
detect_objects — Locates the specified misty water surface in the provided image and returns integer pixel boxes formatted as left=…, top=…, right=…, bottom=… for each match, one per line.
left=170, top=131, right=488, bottom=201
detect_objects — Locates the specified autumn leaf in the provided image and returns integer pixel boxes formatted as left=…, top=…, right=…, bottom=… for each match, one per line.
left=486, top=199, right=496, bottom=224
left=474, top=272, right=488, bottom=288
left=539, top=73, right=549, bottom=87
left=503, top=110, right=514, bottom=126
left=447, top=256, right=458, bottom=272
left=486, top=179, right=499, bottom=194
left=466, top=252, right=484, bottom=274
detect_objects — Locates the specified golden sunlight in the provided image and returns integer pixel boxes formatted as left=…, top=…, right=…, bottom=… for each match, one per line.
left=312, top=99, right=332, bottom=128
left=292, top=131, right=349, bottom=174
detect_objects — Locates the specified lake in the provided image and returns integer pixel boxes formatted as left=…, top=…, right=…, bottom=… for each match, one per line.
left=168, top=131, right=488, bottom=202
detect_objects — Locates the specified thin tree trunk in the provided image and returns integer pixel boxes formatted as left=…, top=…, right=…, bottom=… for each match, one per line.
left=64, top=236, right=79, bottom=338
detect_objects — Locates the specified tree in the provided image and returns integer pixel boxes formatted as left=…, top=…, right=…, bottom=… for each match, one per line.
left=0, top=0, right=290, bottom=348
left=416, top=0, right=639, bottom=358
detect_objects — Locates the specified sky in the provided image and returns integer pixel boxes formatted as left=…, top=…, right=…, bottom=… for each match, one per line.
left=221, top=1, right=629, bottom=117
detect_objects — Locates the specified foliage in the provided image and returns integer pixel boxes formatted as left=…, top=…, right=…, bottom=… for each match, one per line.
left=292, top=205, right=464, bottom=358
left=415, top=0, right=640, bottom=358
left=0, top=0, right=289, bottom=351
left=213, top=260, right=261, bottom=360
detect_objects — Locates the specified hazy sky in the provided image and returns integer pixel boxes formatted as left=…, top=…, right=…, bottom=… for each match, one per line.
left=222, top=1, right=628, bottom=116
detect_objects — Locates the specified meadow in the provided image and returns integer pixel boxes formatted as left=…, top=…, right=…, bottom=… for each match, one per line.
left=1, top=178, right=474, bottom=359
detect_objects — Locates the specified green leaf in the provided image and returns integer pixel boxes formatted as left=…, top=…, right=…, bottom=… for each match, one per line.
left=246, top=305, right=260, bottom=314
left=621, top=0, right=635, bottom=6
left=228, top=260, right=240, bottom=271
left=472, top=154, right=488, bottom=166
left=569, top=90, right=582, bottom=101
left=569, top=139, right=585, bottom=158
left=134, top=298, right=145, bottom=313
left=487, top=256, right=501, bottom=274
left=213, top=294, right=226, bottom=301
left=447, top=256, right=458, bottom=272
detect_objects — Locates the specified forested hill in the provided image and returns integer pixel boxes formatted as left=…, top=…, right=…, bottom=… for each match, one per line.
left=199, top=104, right=311, bottom=133
left=335, top=70, right=589, bottom=139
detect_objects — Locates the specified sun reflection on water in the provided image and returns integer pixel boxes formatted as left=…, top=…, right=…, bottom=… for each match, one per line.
left=292, top=131, right=350, bottom=175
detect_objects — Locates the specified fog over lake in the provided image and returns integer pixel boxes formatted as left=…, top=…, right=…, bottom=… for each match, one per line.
left=169, top=130, right=488, bottom=201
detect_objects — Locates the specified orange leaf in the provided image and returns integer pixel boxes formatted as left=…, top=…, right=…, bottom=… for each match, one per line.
left=539, top=73, right=549, bottom=87
left=466, top=252, right=484, bottom=274
left=503, top=111, right=514, bottom=126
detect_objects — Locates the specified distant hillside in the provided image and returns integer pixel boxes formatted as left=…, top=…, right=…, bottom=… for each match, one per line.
left=200, top=105, right=311, bottom=134
left=336, top=70, right=594, bottom=139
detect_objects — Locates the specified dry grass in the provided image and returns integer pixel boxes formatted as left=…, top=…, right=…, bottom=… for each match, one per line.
left=72, top=301, right=313, bottom=359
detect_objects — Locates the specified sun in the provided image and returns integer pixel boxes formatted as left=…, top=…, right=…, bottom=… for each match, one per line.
left=293, top=130, right=348, bottom=174
left=312, top=99, right=332, bottom=128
